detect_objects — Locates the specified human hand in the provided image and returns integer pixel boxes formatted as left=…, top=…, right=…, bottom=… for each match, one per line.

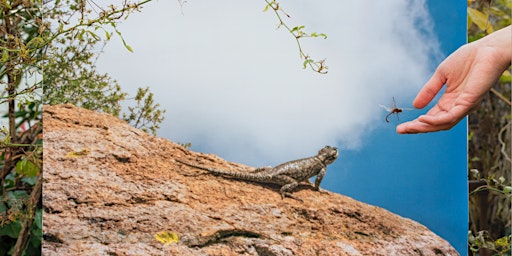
left=397, top=26, right=511, bottom=134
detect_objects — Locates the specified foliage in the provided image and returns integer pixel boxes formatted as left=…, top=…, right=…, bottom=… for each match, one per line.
left=0, top=0, right=43, bottom=142
left=0, top=147, right=42, bottom=256
left=122, top=86, right=166, bottom=136
left=469, top=231, right=511, bottom=256
left=467, top=0, right=512, bottom=42
left=43, top=37, right=126, bottom=116
left=467, top=0, right=511, bottom=255
left=1, top=0, right=43, bottom=255
left=0, top=124, right=42, bottom=255
left=470, top=169, right=512, bottom=198
left=43, top=0, right=166, bottom=134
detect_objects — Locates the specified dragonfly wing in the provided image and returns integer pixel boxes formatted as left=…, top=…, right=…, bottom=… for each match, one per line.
left=379, top=104, right=392, bottom=112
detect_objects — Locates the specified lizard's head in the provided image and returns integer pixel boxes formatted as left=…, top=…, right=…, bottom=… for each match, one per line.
left=318, top=146, right=338, bottom=164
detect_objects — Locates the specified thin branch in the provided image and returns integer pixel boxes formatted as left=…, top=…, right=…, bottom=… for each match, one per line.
left=490, top=87, right=512, bottom=106
left=45, top=0, right=153, bottom=50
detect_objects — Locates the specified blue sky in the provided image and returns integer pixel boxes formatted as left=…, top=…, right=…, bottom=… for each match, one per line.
left=96, top=0, right=468, bottom=253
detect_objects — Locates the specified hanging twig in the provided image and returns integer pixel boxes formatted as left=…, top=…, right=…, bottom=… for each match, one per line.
left=263, top=0, right=328, bottom=74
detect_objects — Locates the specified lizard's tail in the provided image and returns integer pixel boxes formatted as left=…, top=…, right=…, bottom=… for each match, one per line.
left=208, top=168, right=271, bottom=183
left=176, top=159, right=274, bottom=184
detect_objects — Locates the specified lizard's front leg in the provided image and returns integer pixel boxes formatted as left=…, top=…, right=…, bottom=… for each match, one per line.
left=314, top=167, right=327, bottom=191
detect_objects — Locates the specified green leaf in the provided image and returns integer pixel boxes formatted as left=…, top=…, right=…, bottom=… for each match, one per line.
left=494, top=236, right=510, bottom=248
left=28, top=209, right=43, bottom=247
left=116, top=30, right=134, bottom=53
left=58, top=22, right=64, bottom=33
left=34, top=209, right=42, bottom=230
left=7, top=190, right=29, bottom=202
left=467, top=13, right=473, bottom=33
left=15, top=158, right=39, bottom=177
left=302, top=59, right=313, bottom=69
left=1, top=51, right=8, bottom=62
left=3, top=173, right=15, bottom=189
left=499, top=70, right=511, bottom=83
left=291, top=25, right=304, bottom=32
left=468, top=131, right=474, bottom=141
left=77, top=30, right=84, bottom=41
left=21, top=176, right=37, bottom=186
left=467, top=7, right=494, bottom=33
left=124, top=44, right=134, bottom=53
left=0, top=222, right=22, bottom=238
left=86, top=30, right=100, bottom=41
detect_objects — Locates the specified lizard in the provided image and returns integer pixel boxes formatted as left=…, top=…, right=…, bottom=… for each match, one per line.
left=176, top=145, right=339, bottom=201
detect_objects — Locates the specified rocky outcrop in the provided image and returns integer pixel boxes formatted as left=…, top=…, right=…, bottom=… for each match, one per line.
left=42, top=104, right=459, bottom=255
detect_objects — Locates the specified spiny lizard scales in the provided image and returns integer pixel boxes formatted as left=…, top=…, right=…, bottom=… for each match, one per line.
left=176, top=146, right=339, bottom=201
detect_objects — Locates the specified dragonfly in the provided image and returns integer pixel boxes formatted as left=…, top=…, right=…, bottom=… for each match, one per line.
left=379, top=97, right=413, bottom=123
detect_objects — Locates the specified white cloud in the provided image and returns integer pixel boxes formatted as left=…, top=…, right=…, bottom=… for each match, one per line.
left=96, top=0, right=442, bottom=165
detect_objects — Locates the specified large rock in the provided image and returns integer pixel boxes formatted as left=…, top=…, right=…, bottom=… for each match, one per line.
left=42, top=104, right=459, bottom=255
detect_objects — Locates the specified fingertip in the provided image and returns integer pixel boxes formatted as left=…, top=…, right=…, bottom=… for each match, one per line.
left=396, top=121, right=419, bottom=134
left=396, top=124, right=408, bottom=134
left=396, top=118, right=438, bottom=134
left=413, top=71, right=446, bottom=108
left=413, top=88, right=436, bottom=109
left=413, top=96, right=429, bottom=109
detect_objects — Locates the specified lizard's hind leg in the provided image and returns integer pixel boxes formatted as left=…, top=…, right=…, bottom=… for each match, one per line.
left=274, top=175, right=302, bottom=202
left=282, top=192, right=304, bottom=202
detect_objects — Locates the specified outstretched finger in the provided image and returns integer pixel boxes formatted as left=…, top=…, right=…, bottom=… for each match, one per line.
left=396, top=119, right=438, bottom=134
left=413, top=69, right=447, bottom=109
left=396, top=117, right=457, bottom=133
